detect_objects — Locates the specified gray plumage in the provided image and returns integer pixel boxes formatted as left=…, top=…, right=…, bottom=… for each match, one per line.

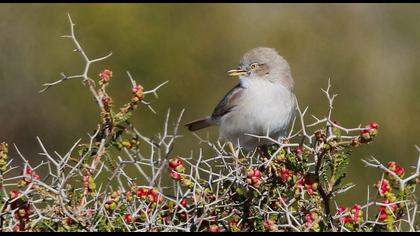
left=185, top=47, right=297, bottom=151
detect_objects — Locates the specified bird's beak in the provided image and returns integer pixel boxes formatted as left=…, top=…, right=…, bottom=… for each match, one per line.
left=227, top=69, right=247, bottom=77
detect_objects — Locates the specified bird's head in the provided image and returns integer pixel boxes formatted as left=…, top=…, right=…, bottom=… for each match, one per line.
left=227, top=47, right=294, bottom=90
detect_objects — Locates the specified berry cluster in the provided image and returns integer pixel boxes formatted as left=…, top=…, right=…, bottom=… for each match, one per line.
left=387, top=161, right=405, bottom=178
left=168, top=158, right=193, bottom=188
left=131, top=85, right=144, bottom=103
left=297, top=176, right=318, bottom=195
left=123, top=213, right=133, bottom=224
left=278, top=166, right=292, bottom=183
left=359, top=122, right=379, bottom=143
left=246, top=169, right=262, bottom=188
left=0, top=142, right=8, bottom=172
left=82, top=170, right=96, bottom=194
left=376, top=179, right=391, bottom=197
left=120, top=188, right=162, bottom=225
left=136, top=187, right=162, bottom=205
left=101, top=95, right=113, bottom=110
left=373, top=161, right=406, bottom=231
left=99, top=69, right=113, bottom=84
left=105, top=191, right=121, bottom=212
left=263, top=219, right=278, bottom=232
left=305, top=212, right=320, bottom=231
left=17, top=166, right=40, bottom=188
left=335, top=204, right=363, bottom=229
left=209, top=224, right=221, bottom=232
left=169, top=158, right=185, bottom=181
left=9, top=190, right=31, bottom=232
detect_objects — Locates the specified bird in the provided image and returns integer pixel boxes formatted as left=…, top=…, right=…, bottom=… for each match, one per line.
left=185, top=47, right=297, bottom=151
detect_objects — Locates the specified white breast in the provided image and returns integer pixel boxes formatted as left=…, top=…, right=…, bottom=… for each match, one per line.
left=219, top=78, right=296, bottom=150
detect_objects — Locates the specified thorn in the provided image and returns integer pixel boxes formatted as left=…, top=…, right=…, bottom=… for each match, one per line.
left=38, top=86, right=49, bottom=94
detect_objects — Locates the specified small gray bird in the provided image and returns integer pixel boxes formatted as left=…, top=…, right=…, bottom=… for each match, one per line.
left=185, top=47, right=297, bottom=151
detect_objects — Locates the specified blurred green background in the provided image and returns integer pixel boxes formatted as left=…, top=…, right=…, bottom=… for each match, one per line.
left=1, top=3, right=420, bottom=206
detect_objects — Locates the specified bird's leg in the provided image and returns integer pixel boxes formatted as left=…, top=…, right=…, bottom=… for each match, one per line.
left=228, top=142, right=236, bottom=156
left=256, top=144, right=278, bottom=173
left=257, top=145, right=269, bottom=157
left=257, top=144, right=278, bottom=159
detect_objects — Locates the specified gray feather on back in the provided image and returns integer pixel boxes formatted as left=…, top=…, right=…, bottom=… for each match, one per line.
left=210, top=83, right=244, bottom=122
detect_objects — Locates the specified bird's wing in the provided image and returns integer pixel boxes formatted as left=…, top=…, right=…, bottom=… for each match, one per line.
left=211, top=83, right=245, bottom=121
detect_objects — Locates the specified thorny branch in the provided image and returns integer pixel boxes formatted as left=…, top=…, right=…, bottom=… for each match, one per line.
left=0, top=15, right=419, bottom=232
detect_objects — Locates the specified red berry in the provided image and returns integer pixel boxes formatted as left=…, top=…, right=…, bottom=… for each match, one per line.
left=247, top=169, right=262, bottom=178
left=124, top=213, right=132, bottom=224
left=361, top=129, right=371, bottom=140
left=132, top=85, right=144, bottom=94
left=385, top=200, right=398, bottom=212
left=66, top=217, right=72, bottom=225
left=379, top=211, right=387, bottom=221
left=395, top=166, right=405, bottom=177
left=13, top=224, right=24, bottom=232
left=350, top=204, right=362, bottom=222
left=25, top=167, right=32, bottom=175
left=9, top=190, right=20, bottom=199
left=387, top=161, right=405, bottom=177
left=376, top=179, right=391, bottom=196
left=86, top=208, right=94, bottom=216
left=102, top=96, right=112, bottom=105
left=352, top=204, right=361, bottom=211
left=279, top=167, right=292, bottom=182
left=136, top=188, right=149, bottom=199
left=247, top=169, right=263, bottom=188
left=305, top=213, right=314, bottom=224
left=387, top=161, right=396, bottom=169
left=369, top=122, right=379, bottom=129
left=169, top=158, right=183, bottom=170
left=263, top=220, right=274, bottom=231
left=297, top=147, right=303, bottom=156
left=33, top=175, right=40, bottom=181
left=209, top=224, right=220, bottom=232
left=148, top=189, right=160, bottom=203
left=336, top=206, right=346, bottom=214
left=99, top=69, right=112, bottom=82
left=180, top=199, right=188, bottom=208
left=170, top=170, right=181, bottom=181
left=162, top=216, right=170, bottom=224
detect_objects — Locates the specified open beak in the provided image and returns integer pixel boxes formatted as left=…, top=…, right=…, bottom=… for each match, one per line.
left=227, top=69, right=247, bottom=77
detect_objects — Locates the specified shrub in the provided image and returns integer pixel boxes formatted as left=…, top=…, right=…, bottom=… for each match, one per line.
left=0, top=15, right=419, bottom=232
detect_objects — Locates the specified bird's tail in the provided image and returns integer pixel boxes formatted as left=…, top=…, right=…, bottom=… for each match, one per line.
left=185, top=117, right=213, bottom=131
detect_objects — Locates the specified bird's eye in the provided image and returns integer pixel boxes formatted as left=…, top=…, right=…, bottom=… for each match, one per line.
left=250, top=63, right=258, bottom=70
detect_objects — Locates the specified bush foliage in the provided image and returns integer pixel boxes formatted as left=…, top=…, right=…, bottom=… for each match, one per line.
left=1, top=15, right=419, bottom=232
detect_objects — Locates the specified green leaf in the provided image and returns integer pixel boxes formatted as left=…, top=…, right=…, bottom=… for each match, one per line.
left=332, top=127, right=341, bottom=140
left=253, top=216, right=265, bottom=232
left=332, top=153, right=349, bottom=182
